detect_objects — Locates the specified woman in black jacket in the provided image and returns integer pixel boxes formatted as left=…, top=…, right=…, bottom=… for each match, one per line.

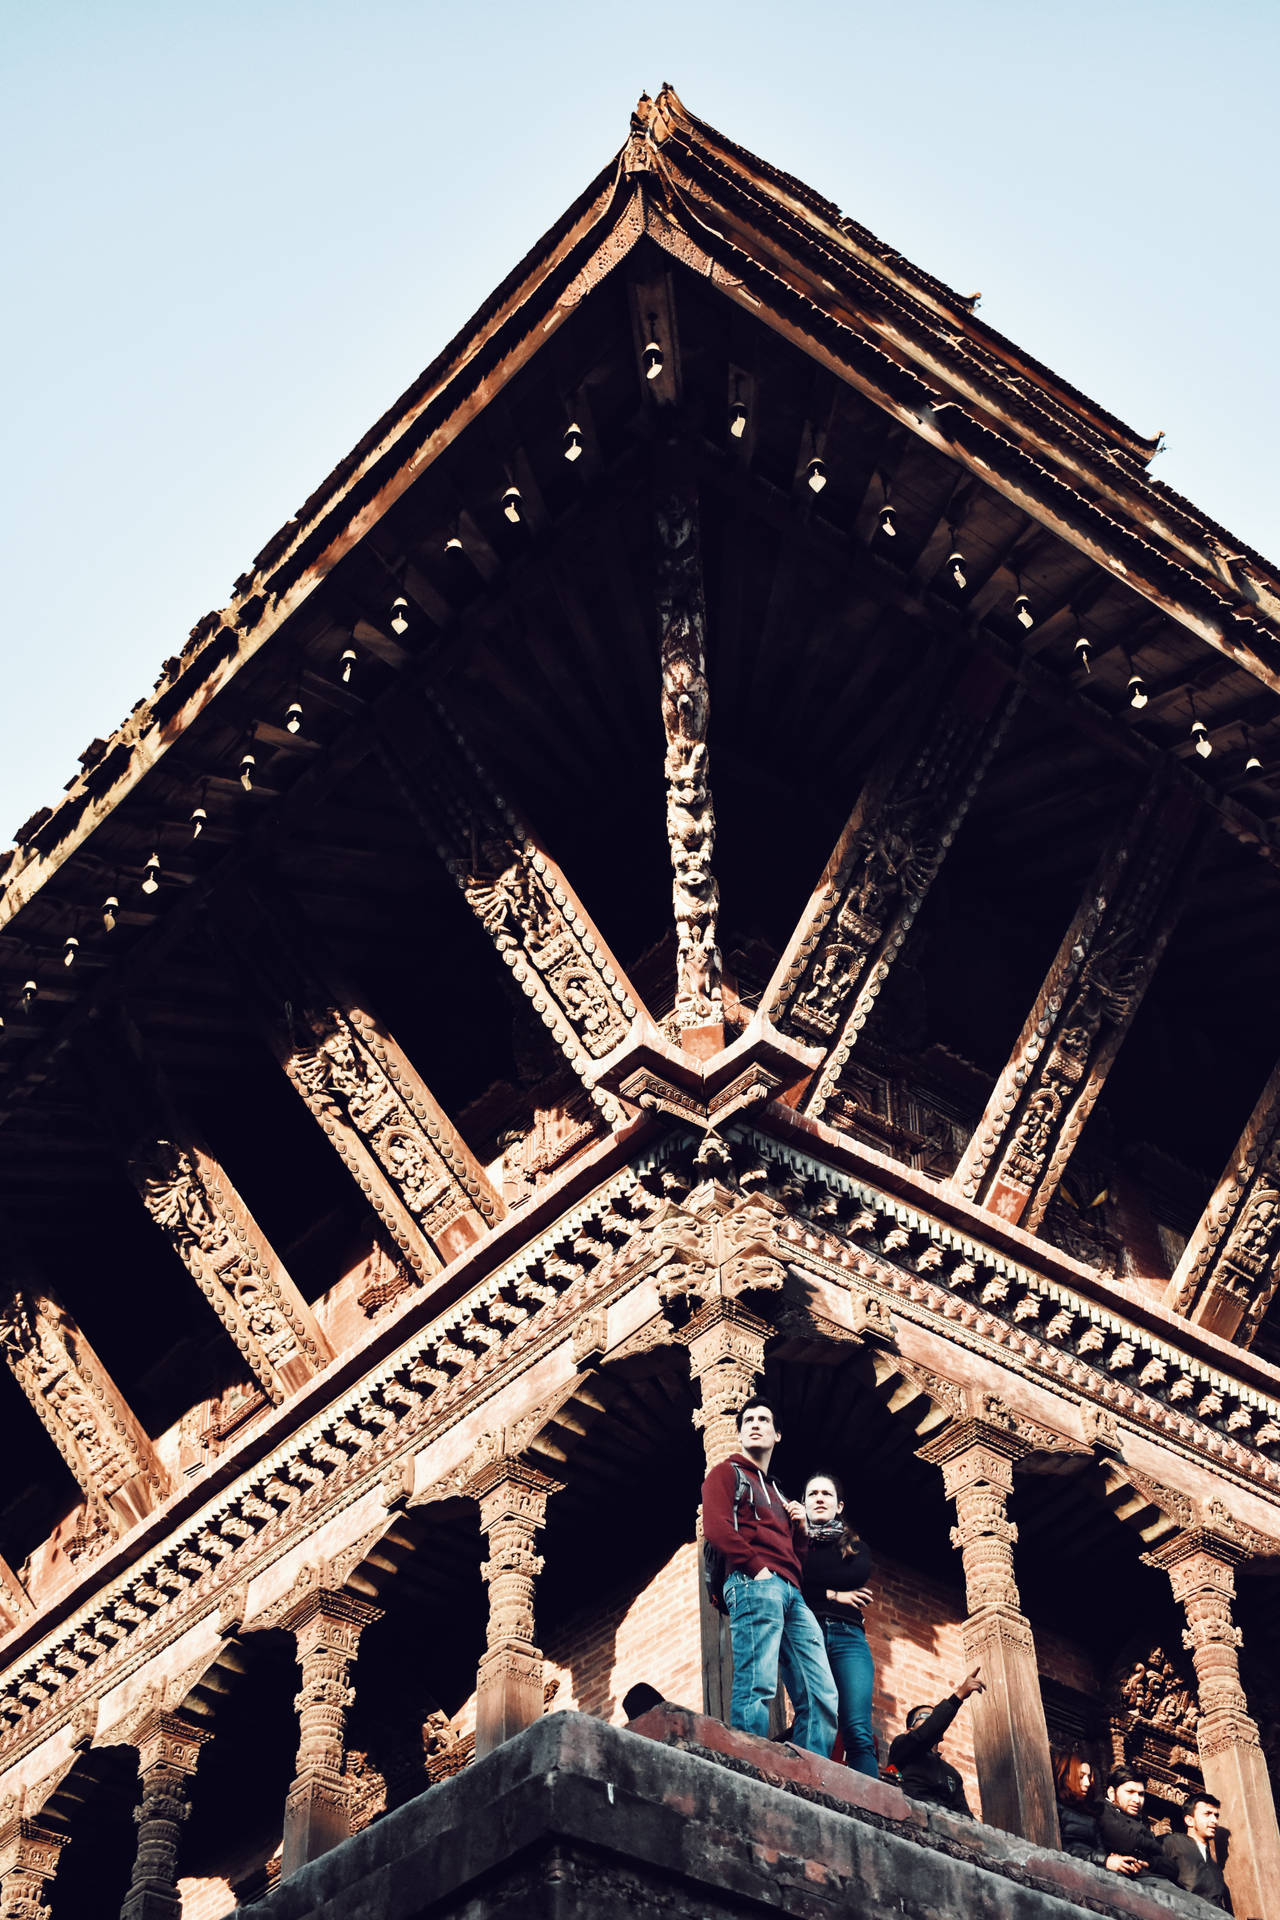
left=1054, top=1754, right=1144, bottom=1877
left=801, top=1473, right=878, bottom=1776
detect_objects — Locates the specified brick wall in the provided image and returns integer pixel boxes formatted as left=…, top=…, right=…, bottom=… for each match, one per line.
left=179, top=1876, right=235, bottom=1919
left=543, top=1539, right=703, bottom=1723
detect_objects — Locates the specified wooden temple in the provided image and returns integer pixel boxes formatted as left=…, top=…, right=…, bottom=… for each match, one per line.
left=2, top=83, right=1280, bottom=1919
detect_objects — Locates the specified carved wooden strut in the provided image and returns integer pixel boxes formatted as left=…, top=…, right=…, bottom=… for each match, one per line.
left=765, top=654, right=1017, bottom=1119
left=1167, top=1053, right=1280, bottom=1343
left=376, top=690, right=640, bottom=1124
left=954, top=777, right=1202, bottom=1229
left=215, top=882, right=504, bottom=1284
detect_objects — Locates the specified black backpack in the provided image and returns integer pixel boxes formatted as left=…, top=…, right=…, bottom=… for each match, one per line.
left=702, top=1462, right=787, bottom=1614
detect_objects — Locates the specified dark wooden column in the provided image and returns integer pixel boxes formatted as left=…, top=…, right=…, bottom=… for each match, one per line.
left=953, top=777, right=1202, bottom=1229
left=763, top=654, right=1018, bottom=1120
left=0, top=1816, right=64, bottom=1920
left=1167, top=1057, right=1280, bottom=1343
left=376, top=691, right=642, bottom=1125
left=280, top=1589, right=382, bottom=1876
left=214, top=882, right=504, bottom=1283
left=917, top=1420, right=1058, bottom=1846
left=0, top=1279, right=167, bottom=1528
left=470, top=1457, right=562, bottom=1758
left=1144, top=1529, right=1280, bottom=1920
left=654, top=446, right=724, bottom=1054
left=78, top=1019, right=331, bottom=1404
left=120, top=1712, right=210, bottom=1920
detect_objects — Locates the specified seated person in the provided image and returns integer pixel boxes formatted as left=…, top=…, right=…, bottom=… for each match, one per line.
left=1163, top=1793, right=1233, bottom=1912
left=1054, top=1753, right=1145, bottom=1876
left=884, top=1666, right=984, bottom=1816
left=1097, top=1766, right=1177, bottom=1882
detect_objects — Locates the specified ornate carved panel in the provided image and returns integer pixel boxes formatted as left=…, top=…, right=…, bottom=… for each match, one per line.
left=376, top=691, right=640, bottom=1123
left=954, top=778, right=1203, bottom=1230
left=763, top=654, right=1017, bottom=1118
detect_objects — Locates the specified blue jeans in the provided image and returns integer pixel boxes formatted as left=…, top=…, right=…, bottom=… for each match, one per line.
left=723, top=1570, right=838, bottom=1758
left=820, top=1617, right=879, bottom=1777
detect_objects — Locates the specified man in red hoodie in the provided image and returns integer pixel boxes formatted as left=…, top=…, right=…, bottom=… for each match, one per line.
left=702, top=1398, right=838, bottom=1756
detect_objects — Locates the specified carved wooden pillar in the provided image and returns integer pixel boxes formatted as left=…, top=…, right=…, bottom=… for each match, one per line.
left=954, top=778, right=1202, bottom=1229
left=214, top=885, right=504, bottom=1283
left=0, top=1818, right=64, bottom=1920
left=376, top=691, right=639, bottom=1124
left=0, top=1281, right=167, bottom=1529
left=763, top=654, right=1018, bottom=1119
left=679, top=1298, right=769, bottom=1472
left=120, top=1712, right=211, bottom=1920
left=1167, top=1056, right=1280, bottom=1344
left=679, top=1298, right=770, bottom=1722
left=78, top=1021, right=331, bottom=1403
left=655, top=450, right=724, bottom=1049
left=1144, top=1530, right=1280, bottom=1920
left=917, top=1421, right=1058, bottom=1846
left=280, top=1590, right=382, bottom=1876
left=470, top=1458, right=563, bottom=1758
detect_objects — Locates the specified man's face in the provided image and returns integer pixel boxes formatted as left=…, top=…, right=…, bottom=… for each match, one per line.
left=737, top=1406, right=779, bottom=1451
left=1188, top=1801, right=1219, bottom=1843
left=1110, top=1780, right=1145, bottom=1817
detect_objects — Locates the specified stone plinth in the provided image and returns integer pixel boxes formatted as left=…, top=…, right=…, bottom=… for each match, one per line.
left=232, top=1707, right=1209, bottom=1920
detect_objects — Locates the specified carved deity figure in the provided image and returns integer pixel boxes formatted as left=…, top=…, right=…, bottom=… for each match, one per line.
left=292, top=1015, right=382, bottom=1128
left=1235, top=1185, right=1280, bottom=1268
left=1008, top=1079, right=1064, bottom=1174
left=138, top=1142, right=228, bottom=1258
left=463, top=840, right=555, bottom=954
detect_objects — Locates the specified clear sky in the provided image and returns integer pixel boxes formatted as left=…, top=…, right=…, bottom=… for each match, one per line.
left=3, top=1, right=1277, bottom=846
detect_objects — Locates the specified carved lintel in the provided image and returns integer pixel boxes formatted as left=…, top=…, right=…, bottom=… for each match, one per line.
left=1167, top=1055, right=1280, bottom=1344
left=216, top=883, right=504, bottom=1281
left=375, top=691, right=641, bottom=1124
left=0, top=1280, right=167, bottom=1524
left=655, top=451, right=723, bottom=1034
left=954, top=777, right=1202, bottom=1229
left=761, top=654, right=1017, bottom=1119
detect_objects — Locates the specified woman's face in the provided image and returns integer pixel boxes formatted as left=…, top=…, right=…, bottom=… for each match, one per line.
left=1078, top=1762, right=1093, bottom=1796
left=805, top=1478, right=842, bottom=1524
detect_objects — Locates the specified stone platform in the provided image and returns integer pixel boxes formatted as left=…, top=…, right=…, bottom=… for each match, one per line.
left=234, top=1705, right=1224, bottom=1918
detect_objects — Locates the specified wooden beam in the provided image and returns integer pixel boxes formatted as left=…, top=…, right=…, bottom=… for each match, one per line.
left=763, top=648, right=1019, bottom=1118
left=952, top=774, right=1205, bottom=1230
left=1166, top=1058, right=1280, bottom=1345
left=76, top=1019, right=333, bottom=1404
left=374, top=688, right=643, bottom=1125
left=0, top=1270, right=168, bottom=1528
left=213, top=878, right=505, bottom=1280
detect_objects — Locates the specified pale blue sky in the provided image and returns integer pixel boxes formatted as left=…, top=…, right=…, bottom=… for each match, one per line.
left=2, top=1, right=1277, bottom=844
